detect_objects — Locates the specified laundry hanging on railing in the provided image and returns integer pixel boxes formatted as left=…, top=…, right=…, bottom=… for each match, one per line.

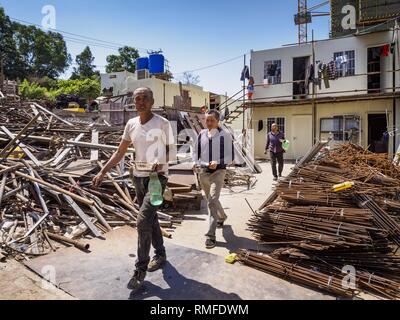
left=317, top=63, right=330, bottom=89
left=327, top=60, right=337, bottom=80
left=240, top=65, right=250, bottom=81
left=247, top=77, right=255, bottom=100
left=304, top=64, right=315, bottom=92
left=381, top=44, right=390, bottom=57
left=335, top=55, right=348, bottom=77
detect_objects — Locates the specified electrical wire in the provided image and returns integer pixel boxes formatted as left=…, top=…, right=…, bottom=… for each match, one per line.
left=9, top=17, right=154, bottom=53
left=173, top=53, right=249, bottom=76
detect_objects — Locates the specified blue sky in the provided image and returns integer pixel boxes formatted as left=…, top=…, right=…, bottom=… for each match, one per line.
left=0, top=0, right=331, bottom=95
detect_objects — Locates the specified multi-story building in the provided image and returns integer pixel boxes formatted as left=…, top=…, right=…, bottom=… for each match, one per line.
left=246, top=0, right=400, bottom=160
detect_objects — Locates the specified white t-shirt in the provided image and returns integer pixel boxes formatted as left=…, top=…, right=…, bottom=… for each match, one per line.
left=122, top=113, right=174, bottom=177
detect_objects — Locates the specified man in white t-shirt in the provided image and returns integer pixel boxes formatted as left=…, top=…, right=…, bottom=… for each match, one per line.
left=92, top=87, right=175, bottom=293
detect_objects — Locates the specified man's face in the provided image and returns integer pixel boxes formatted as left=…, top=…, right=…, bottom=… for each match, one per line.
left=134, top=91, right=154, bottom=113
left=271, top=124, right=278, bottom=132
left=206, top=114, right=219, bottom=130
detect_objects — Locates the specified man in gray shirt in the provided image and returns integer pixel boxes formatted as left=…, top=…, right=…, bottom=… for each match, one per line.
left=193, top=110, right=234, bottom=249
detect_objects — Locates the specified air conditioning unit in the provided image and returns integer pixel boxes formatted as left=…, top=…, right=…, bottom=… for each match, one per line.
left=137, top=69, right=149, bottom=80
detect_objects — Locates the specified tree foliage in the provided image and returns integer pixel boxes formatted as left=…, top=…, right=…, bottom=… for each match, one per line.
left=1, top=6, right=71, bottom=80
left=106, top=46, right=139, bottom=73
left=71, top=46, right=98, bottom=80
left=19, top=78, right=100, bottom=102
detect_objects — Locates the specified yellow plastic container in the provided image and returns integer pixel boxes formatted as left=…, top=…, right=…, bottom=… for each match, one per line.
left=332, top=181, right=354, bottom=192
left=225, top=253, right=238, bottom=264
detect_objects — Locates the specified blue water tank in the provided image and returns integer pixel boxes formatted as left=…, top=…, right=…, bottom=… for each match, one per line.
left=149, top=53, right=165, bottom=74
left=136, top=57, right=149, bottom=70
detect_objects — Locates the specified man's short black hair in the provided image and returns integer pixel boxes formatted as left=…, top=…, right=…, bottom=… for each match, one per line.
left=206, top=109, right=220, bottom=121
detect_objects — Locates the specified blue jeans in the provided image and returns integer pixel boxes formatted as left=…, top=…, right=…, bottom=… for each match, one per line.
left=133, top=175, right=168, bottom=272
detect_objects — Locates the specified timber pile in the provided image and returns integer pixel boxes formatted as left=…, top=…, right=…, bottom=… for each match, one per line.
left=239, top=143, right=400, bottom=299
left=0, top=101, right=197, bottom=261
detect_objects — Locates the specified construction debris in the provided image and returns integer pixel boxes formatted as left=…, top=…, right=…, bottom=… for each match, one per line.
left=0, top=101, right=199, bottom=260
left=239, top=143, right=400, bottom=300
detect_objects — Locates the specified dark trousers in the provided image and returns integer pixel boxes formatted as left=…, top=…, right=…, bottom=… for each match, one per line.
left=270, top=151, right=284, bottom=178
left=133, top=175, right=168, bottom=272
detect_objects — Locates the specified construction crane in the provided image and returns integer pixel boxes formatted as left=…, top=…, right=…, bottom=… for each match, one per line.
left=295, top=0, right=330, bottom=44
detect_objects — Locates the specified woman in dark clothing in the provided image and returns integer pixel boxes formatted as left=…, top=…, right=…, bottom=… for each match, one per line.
left=265, top=123, right=285, bottom=181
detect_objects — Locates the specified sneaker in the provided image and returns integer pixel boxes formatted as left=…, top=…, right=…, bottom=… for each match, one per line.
left=217, top=221, right=224, bottom=229
left=127, top=269, right=146, bottom=292
left=147, top=254, right=167, bottom=272
left=205, top=238, right=216, bottom=249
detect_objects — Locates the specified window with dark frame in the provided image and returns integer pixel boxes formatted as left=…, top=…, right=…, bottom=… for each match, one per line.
left=264, top=60, right=282, bottom=84
left=320, top=116, right=360, bottom=142
left=333, top=50, right=355, bottom=77
left=267, top=117, right=285, bottom=133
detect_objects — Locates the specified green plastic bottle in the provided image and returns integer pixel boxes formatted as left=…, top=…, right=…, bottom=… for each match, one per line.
left=282, top=140, right=290, bottom=152
left=149, top=172, right=163, bottom=206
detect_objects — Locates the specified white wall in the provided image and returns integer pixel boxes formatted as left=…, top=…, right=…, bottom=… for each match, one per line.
left=100, top=73, right=210, bottom=108
left=251, top=31, right=394, bottom=102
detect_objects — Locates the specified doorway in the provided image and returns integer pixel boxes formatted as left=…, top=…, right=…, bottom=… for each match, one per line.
left=368, top=114, right=388, bottom=153
left=293, top=56, right=310, bottom=99
left=292, top=115, right=312, bottom=159
left=367, top=47, right=382, bottom=94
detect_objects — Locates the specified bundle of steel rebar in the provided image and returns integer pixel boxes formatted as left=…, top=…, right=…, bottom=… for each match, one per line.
left=240, top=142, right=400, bottom=300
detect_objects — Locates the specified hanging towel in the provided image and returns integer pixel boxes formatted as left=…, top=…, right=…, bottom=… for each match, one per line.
left=381, top=44, right=390, bottom=57
left=240, top=65, right=250, bottom=81
left=258, top=120, right=264, bottom=132
left=322, top=65, right=330, bottom=89
left=327, top=61, right=337, bottom=80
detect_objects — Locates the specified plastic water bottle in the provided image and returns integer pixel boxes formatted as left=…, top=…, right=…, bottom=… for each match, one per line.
left=282, top=140, right=290, bottom=152
left=149, top=172, right=163, bottom=206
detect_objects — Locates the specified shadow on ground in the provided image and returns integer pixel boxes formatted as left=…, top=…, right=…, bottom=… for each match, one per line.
left=129, top=261, right=242, bottom=300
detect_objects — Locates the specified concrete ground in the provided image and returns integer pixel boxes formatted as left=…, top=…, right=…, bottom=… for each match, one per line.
left=0, top=160, right=362, bottom=300
left=0, top=259, right=75, bottom=300
left=170, top=160, right=294, bottom=258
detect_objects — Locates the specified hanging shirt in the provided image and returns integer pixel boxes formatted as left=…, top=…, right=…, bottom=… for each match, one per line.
left=327, top=61, right=337, bottom=80
left=240, top=66, right=250, bottom=81
left=381, top=44, right=390, bottom=57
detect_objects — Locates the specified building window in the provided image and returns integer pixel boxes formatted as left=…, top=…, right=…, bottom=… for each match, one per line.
left=333, top=50, right=355, bottom=77
left=320, top=115, right=360, bottom=142
left=264, top=60, right=282, bottom=84
left=267, top=117, right=285, bottom=133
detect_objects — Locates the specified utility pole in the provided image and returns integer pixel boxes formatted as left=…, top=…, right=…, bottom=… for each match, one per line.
left=312, top=30, right=316, bottom=144
left=243, top=54, right=246, bottom=131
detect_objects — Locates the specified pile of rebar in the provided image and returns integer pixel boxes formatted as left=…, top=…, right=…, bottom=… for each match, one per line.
left=0, top=101, right=197, bottom=260
left=240, top=142, right=400, bottom=300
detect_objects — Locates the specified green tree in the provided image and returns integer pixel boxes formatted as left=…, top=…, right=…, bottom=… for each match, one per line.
left=19, top=79, right=49, bottom=100
left=53, top=78, right=100, bottom=101
left=19, top=78, right=101, bottom=102
left=105, top=46, right=139, bottom=73
left=71, top=46, right=98, bottom=79
left=1, top=7, right=70, bottom=80
left=0, top=7, right=24, bottom=80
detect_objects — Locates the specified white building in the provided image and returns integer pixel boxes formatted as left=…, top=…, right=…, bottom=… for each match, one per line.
left=247, top=30, right=400, bottom=160
left=100, top=71, right=210, bottom=109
